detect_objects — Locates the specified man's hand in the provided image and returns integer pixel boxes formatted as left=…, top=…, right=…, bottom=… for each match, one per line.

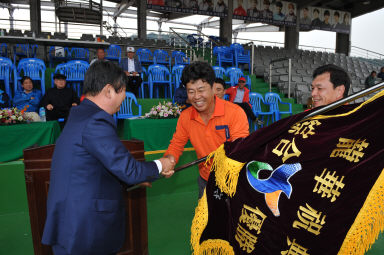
left=132, top=72, right=138, bottom=76
left=159, top=156, right=176, bottom=178
left=72, top=103, right=78, bottom=106
left=46, top=104, right=53, bottom=110
left=124, top=71, right=130, bottom=76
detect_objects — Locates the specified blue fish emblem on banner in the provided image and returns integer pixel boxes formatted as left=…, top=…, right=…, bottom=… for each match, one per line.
left=246, top=161, right=302, bottom=216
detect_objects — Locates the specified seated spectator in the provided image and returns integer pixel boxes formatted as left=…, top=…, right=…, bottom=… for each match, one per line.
left=120, top=47, right=142, bottom=97
left=90, top=48, right=107, bottom=66
left=377, top=67, right=384, bottom=81
left=13, top=76, right=42, bottom=112
left=225, top=77, right=257, bottom=121
left=0, top=89, right=10, bottom=109
left=174, top=84, right=191, bottom=110
left=213, top=78, right=226, bottom=99
left=40, top=73, right=80, bottom=121
left=364, top=71, right=377, bottom=89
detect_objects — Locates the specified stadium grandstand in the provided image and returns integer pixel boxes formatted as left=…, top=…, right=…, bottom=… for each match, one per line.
left=1, top=0, right=384, bottom=254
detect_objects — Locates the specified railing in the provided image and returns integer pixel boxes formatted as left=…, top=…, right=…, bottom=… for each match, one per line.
left=350, top=46, right=384, bottom=66
left=169, top=27, right=197, bottom=62
left=54, top=0, right=101, bottom=12
left=269, top=58, right=292, bottom=97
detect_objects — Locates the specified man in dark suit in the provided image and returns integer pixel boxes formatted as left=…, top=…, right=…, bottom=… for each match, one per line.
left=42, top=61, right=175, bottom=255
left=120, top=46, right=142, bottom=97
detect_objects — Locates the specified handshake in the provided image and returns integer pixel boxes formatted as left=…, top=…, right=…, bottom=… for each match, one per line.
left=158, top=154, right=177, bottom=178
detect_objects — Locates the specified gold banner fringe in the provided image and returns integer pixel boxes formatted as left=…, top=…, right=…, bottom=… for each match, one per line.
left=200, top=239, right=235, bottom=255
left=191, top=190, right=209, bottom=255
left=207, top=144, right=245, bottom=197
left=338, top=168, right=384, bottom=255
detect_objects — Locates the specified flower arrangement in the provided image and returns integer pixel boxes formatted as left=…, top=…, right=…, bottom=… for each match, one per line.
left=145, top=101, right=181, bottom=119
left=0, top=106, right=32, bottom=125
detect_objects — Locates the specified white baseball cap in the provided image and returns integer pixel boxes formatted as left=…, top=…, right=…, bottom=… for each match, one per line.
left=127, top=46, right=135, bottom=52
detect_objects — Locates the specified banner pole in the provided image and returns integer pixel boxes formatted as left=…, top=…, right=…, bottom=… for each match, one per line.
left=127, top=82, right=384, bottom=192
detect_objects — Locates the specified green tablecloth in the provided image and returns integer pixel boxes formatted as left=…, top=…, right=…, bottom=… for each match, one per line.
left=121, top=118, right=192, bottom=152
left=0, top=121, right=61, bottom=162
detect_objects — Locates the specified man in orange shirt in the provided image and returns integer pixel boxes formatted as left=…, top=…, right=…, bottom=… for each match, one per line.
left=165, top=62, right=249, bottom=198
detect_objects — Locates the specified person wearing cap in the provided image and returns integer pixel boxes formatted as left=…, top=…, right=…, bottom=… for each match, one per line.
left=39, top=73, right=80, bottom=121
left=120, top=46, right=142, bottom=97
left=225, top=77, right=257, bottom=121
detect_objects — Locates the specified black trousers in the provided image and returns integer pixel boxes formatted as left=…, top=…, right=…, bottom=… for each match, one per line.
left=127, top=76, right=142, bottom=98
left=235, top=102, right=257, bottom=121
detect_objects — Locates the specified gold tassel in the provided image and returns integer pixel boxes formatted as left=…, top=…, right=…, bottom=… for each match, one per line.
left=338, top=168, right=384, bottom=255
left=191, top=190, right=209, bottom=255
left=200, top=239, right=235, bottom=255
left=207, top=144, right=245, bottom=197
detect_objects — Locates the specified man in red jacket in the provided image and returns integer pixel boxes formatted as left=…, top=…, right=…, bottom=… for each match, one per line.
left=225, top=77, right=257, bottom=121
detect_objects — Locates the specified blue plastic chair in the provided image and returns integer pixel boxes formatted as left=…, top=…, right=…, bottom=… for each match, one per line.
left=148, top=64, right=172, bottom=99
left=115, top=92, right=142, bottom=120
left=0, top=43, right=7, bottom=57
left=249, top=92, right=275, bottom=131
left=13, top=44, right=38, bottom=64
left=0, top=57, right=15, bottom=99
left=213, top=46, right=233, bottom=67
left=136, top=48, right=153, bottom=66
left=15, top=58, right=46, bottom=95
left=226, top=67, right=251, bottom=88
left=49, top=46, right=69, bottom=68
left=105, top=44, right=122, bottom=64
left=171, top=65, right=185, bottom=91
left=68, top=47, right=89, bottom=62
left=264, top=92, right=292, bottom=122
left=172, top=51, right=190, bottom=66
left=140, top=66, right=148, bottom=98
left=64, top=60, right=89, bottom=97
left=230, top=43, right=251, bottom=70
left=212, top=66, right=226, bottom=79
left=153, top=49, right=171, bottom=68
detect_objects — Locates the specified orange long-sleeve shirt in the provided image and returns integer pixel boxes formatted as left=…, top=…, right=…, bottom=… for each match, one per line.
left=165, top=97, right=249, bottom=181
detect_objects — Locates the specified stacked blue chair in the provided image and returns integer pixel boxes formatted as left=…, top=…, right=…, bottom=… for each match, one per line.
left=249, top=92, right=275, bottom=130
left=49, top=46, right=69, bottom=68
left=136, top=48, right=153, bottom=66
left=153, top=49, right=171, bottom=68
left=68, top=48, right=89, bottom=62
left=172, top=51, right=190, bottom=66
left=171, top=65, right=185, bottom=90
left=1, top=43, right=7, bottom=57
left=226, top=67, right=251, bottom=88
left=264, top=92, right=292, bottom=122
left=115, top=92, right=142, bottom=121
left=148, top=64, right=172, bottom=99
left=230, top=43, right=251, bottom=70
left=0, top=57, right=15, bottom=99
left=105, top=44, right=122, bottom=64
left=15, top=58, right=46, bottom=95
left=63, top=60, right=89, bottom=97
left=213, top=46, right=233, bottom=67
left=13, top=44, right=38, bottom=64
left=212, top=66, right=226, bottom=79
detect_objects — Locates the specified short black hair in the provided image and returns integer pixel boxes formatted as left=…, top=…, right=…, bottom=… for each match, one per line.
left=181, top=61, right=216, bottom=87
left=275, top=1, right=282, bottom=8
left=21, top=76, right=32, bottom=84
left=313, top=8, right=319, bottom=14
left=214, top=78, right=226, bottom=89
left=334, top=11, right=340, bottom=17
left=371, top=71, right=377, bottom=75
left=324, top=10, right=330, bottom=16
left=312, top=64, right=350, bottom=98
left=83, top=61, right=126, bottom=96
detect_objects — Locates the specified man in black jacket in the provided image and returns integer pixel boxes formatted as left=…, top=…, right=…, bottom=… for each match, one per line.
left=40, top=73, right=80, bottom=121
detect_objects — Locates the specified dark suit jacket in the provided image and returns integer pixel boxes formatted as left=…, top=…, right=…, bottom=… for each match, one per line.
left=120, top=57, right=142, bottom=74
left=42, top=99, right=159, bottom=255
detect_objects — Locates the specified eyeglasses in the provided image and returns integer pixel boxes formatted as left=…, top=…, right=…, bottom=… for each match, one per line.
left=238, top=81, right=246, bottom=83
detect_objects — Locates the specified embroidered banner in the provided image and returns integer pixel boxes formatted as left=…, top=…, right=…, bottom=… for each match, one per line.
left=191, top=90, right=384, bottom=255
